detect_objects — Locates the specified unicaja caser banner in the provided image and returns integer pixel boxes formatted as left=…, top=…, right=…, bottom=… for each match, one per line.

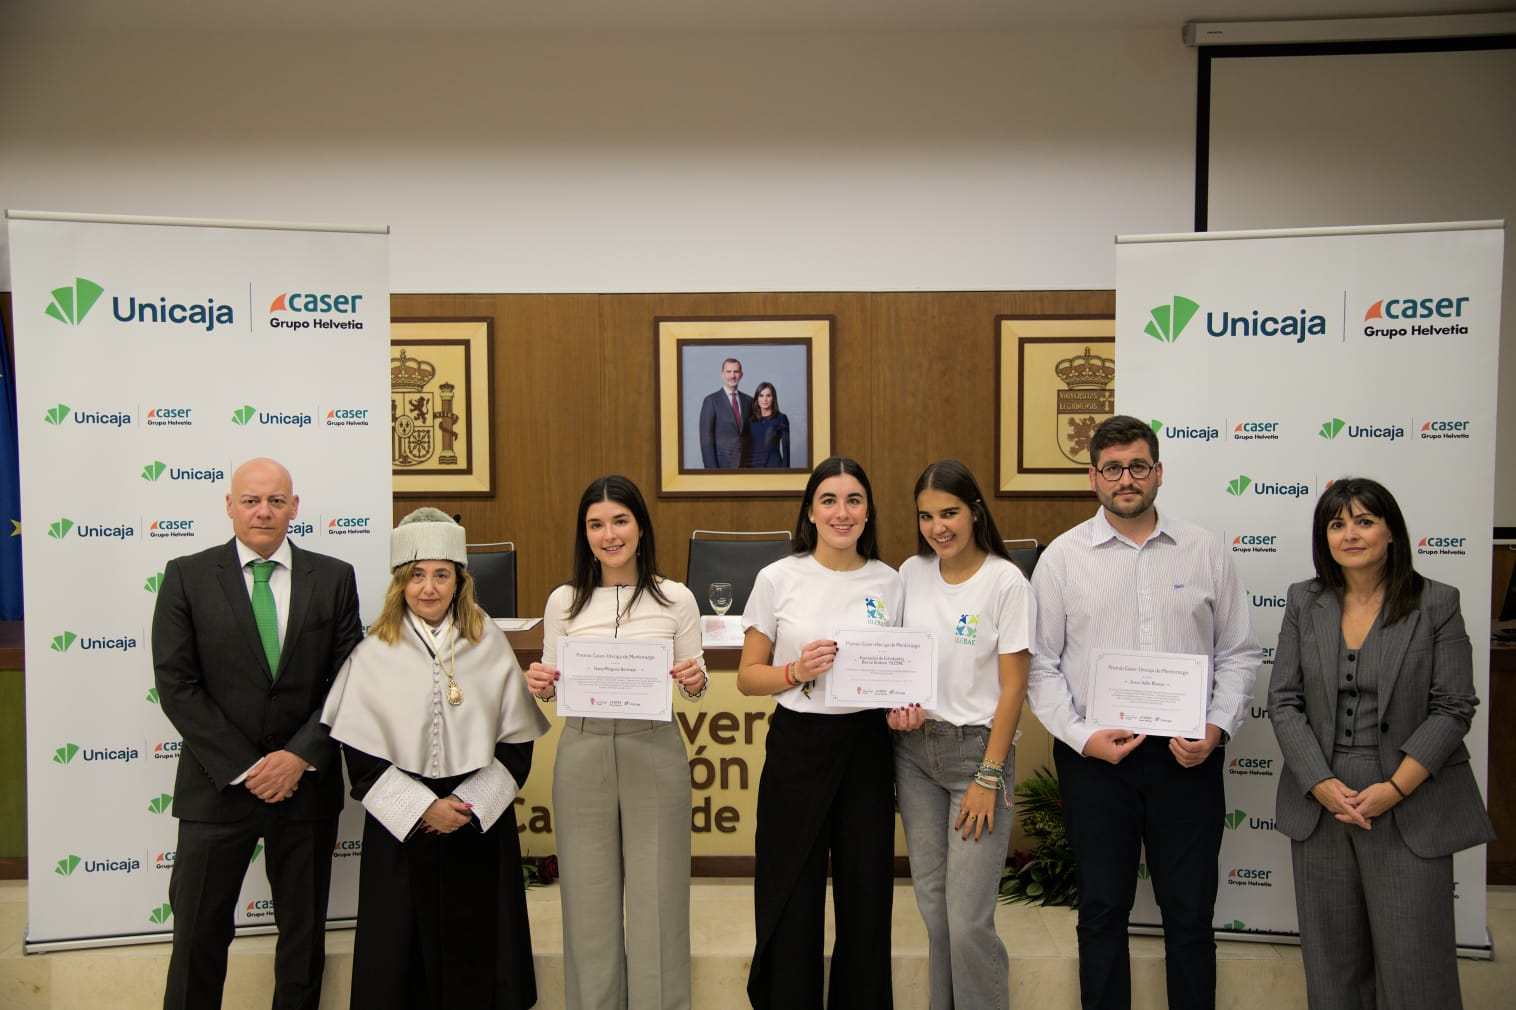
left=6, top=211, right=392, bottom=949
left=1115, top=221, right=1503, bottom=954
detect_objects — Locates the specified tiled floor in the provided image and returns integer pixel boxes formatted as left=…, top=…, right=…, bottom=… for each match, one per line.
left=2, top=879, right=1512, bottom=1008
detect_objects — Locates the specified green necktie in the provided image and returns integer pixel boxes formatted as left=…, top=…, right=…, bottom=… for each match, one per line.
left=250, top=560, right=281, bottom=679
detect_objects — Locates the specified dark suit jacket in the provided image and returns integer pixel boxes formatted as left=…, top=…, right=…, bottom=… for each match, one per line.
left=1268, top=577, right=1494, bottom=857
left=699, top=388, right=753, bottom=468
left=153, top=538, right=363, bottom=823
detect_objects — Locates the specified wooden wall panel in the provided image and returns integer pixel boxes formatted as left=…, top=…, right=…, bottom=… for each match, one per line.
left=391, top=293, right=601, bottom=620
left=391, top=289, right=1118, bottom=617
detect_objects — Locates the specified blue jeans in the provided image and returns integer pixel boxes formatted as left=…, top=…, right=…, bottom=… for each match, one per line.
left=894, top=721, right=1012, bottom=1010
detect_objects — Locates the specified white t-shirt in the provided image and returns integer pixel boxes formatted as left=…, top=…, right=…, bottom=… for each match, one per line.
left=900, top=553, right=1035, bottom=727
left=742, top=553, right=903, bottom=715
left=542, top=580, right=703, bottom=667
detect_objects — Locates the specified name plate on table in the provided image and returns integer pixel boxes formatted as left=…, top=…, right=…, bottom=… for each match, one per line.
left=824, top=627, right=937, bottom=709
left=556, top=636, right=674, bottom=721
left=1086, top=649, right=1211, bottom=739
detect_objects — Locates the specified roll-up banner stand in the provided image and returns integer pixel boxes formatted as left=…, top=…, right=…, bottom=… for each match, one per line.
left=8, top=211, right=391, bottom=950
left=1115, top=220, right=1502, bottom=956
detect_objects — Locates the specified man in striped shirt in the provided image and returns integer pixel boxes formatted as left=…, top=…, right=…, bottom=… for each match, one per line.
left=1027, top=414, right=1261, bottom=1010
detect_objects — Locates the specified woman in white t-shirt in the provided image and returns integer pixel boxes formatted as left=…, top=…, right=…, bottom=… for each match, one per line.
left=894, top=459, right=1034, bottom=1010
left=738, top=455, right=908, bottom=1009
left=525, top=475, right=708, bottom=1010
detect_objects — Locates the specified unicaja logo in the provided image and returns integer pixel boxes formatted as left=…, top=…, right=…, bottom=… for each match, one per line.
left=1224, top=809, right=1247, bottom=830
left=48, top=518, right=74, bottom=539
left=144, top=572, right=165, bottom=593
left=55, top=855, right=81, bottom=876
left=145, top=687, right=161, bottom=705
left=147, top=793, right=174, bottom=814
left=1226, top=475, right=1252, bottom=496
left=231, top=405, right=255, bottom=426
left=141, top=461, right=167, bottom=482
left=44, top=404, right=71, bottom=425
left=53, top=743, right=80, bottom=765
left=51, top=631, right=77, bottom=652
left=149, top=903, right=172, bottom=925
left=1145, top=296, right=1199, bottom=343
left=45, top=278, right=104, bottom=325
left=1318, top=418, right=1344, bottom=439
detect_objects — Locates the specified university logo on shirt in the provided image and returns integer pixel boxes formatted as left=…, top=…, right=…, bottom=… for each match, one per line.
left=954, top=613, right=979, bottom=646
left=864, top=597, right=888, bottom=626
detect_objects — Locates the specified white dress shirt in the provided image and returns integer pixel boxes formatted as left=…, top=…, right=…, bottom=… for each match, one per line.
left=1027, top=508, right=1262, bottom=754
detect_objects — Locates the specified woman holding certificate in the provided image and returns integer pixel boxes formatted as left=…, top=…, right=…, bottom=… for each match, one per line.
left=738, top=455, right=906, bottom=1009
left=893, top=460, right=1032, bottom=1010
left=321, top=508, right=550, bottom=1010
left=525, top=475, right=708, bottom=1010
left=1268, top=477, right=1493, bottom=1010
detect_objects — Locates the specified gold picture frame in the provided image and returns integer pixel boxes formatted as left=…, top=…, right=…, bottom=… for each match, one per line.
left=996, top=315, right=1116, bottom=496
left=656, top=317, right=833, bottom=496
left=391, top=318, right=495, bottom=498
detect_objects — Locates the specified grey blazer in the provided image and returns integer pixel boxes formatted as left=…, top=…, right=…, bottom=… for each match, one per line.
left=1268, top=577, right=1494, bottom=857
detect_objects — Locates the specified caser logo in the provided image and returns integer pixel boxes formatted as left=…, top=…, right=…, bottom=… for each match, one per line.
left=245, top=898, right=276, bottom=920
left=1228, top=756, right=1275, bottom=776
left=45, top=278, right=105, bottom=325
left=1227, top=867, right=1274, bottom=887
left=1145, top=296, right=1199, bottom=343
left=1420, top=419, right=1471, bottom=441
left=268, top=291, right=366, bottom=331
left=1232, top=420, right=1280, bottom=441
left=1230, top=534, right=1278, bottom=554
left=1417, top=535, right=1467, bottom=557
left=150, top=519, right=195, bottom=539
left=146, top=407, right=193, bottom=427
left=1362, top=295, right=1471, bottom=338
left=327, top=516, right=372, bottom=536
left=154, top=740, right=182, bottom=760
left=324, top=407, right=371, bottom=427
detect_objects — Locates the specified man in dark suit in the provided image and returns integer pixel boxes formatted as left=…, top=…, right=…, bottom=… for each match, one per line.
left=153, top=457, right=363, bottom=1010
left=698, top=357, right=752, bottom=468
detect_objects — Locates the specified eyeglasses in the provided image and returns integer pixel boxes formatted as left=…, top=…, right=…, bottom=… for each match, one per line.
left=1095, top=461, right=1155, bottom=482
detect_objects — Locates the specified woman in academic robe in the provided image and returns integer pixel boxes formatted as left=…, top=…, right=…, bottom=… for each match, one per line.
left=322, top=507, right=549, bottom=1010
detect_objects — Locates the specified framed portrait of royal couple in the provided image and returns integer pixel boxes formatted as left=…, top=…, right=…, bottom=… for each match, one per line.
left=656, top=317, right=834, bottom=497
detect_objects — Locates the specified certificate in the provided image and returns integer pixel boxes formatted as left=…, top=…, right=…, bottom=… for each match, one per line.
left=1086, top=649, right=1210, bottom=738
left=556, top=637, right=674, bottom=721
left=824, top=628, right=936, bottom=709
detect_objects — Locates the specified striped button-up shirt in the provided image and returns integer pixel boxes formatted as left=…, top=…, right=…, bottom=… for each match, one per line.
left=1028, top=508, right=1261, bottom=754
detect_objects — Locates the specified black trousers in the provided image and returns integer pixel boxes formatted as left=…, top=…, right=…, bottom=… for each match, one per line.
left=748, top=706, right=896, bottom=1010
left=1054, top=736, right=1225, bottom=1010
left=162, top=809, right=338, bottom=1010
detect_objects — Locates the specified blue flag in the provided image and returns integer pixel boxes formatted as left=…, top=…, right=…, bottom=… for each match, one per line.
left=0, top=313, right=22, bottom=619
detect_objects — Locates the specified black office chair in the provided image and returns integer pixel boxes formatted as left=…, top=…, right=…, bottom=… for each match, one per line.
left=467, top=541, right=517, bottom=619
left=687, top=530, right=793, bottom=616
left=1003, top=538, right=1043, bottom=580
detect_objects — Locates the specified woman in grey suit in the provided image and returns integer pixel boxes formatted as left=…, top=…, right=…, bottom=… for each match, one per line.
left=1269, top=477, right=1494, bottom=1010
